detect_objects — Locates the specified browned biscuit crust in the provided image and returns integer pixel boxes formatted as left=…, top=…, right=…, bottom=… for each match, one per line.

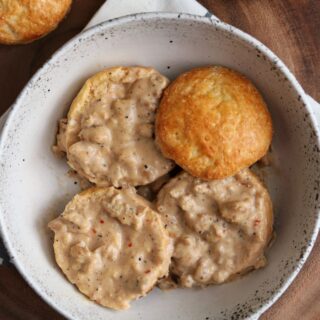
left=0, top=0, right=72, bottom=44
left=156, top=66, right=273, bottom=180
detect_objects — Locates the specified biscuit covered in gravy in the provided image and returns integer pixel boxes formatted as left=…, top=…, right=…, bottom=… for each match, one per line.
left=49, top=187, right=172, bottom=310
left=156, top=169, right=273, bottom=287
left=64, top=66, right=174, bottom=187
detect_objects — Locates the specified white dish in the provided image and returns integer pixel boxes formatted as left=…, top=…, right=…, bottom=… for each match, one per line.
left=0, top=13, right=319, bottom=320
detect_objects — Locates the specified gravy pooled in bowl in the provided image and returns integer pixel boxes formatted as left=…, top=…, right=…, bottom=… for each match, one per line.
left=57, top=66, right=174, bottom=187
left=48, top=187, right=172, bottom=310
left=156, top=169, right=273, bottom=287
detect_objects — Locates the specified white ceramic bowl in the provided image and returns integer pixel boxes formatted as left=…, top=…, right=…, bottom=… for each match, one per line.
left=0, top=13, right=319, bottom=320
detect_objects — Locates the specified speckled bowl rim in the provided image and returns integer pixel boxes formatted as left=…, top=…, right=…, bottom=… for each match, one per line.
left=0, top=12, right=319, bottom=320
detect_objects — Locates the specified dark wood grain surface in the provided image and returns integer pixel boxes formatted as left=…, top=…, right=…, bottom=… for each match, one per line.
left=0, top=1, right=319, bottom=319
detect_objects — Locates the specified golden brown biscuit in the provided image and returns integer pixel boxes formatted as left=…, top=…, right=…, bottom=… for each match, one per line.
left=48, top=187, right=172, bottom=310
left=156, top=66, right=273, bottom=180
left=156, top=168, right=273, bottom=287
left=0, top=0, right=72, bottom=44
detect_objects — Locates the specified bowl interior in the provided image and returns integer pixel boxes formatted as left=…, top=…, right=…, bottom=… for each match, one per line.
left=0, top=13, right=319, bottom=320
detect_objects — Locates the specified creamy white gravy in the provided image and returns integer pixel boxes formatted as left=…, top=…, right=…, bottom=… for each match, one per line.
left=156, top=169, right=273, bottom=287
left=66, top=67, right=173, bottom=187
left=49, top=187, right=172, bottom=310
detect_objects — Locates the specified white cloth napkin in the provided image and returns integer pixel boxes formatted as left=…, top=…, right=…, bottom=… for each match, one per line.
left=0, top=0, right=319, bottom=264
left=85, top=0, right=209, bottom=29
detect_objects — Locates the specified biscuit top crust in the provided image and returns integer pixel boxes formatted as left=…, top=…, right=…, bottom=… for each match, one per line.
left=156, top=169, right=273, bottom=287
left=0, top=0, right=72, bottom=44
left=156, top=66, right=273, bottom=180
left=65, top=66, right=174, bottom=187
left=49, top=187, right=172, bottom=310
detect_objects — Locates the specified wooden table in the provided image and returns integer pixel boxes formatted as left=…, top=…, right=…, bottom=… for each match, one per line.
left=0, top=1, right=319, bottom=319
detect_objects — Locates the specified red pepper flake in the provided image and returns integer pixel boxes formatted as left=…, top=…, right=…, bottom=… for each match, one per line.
left=145, top=270, right=151, bottom=274
left=128, top=242, right=133, bottom=248
left=100, top=219, right=104, bottom=224
left=92, top=228, right=97, bottom=234
left=254, top=219, right=261, bottom=226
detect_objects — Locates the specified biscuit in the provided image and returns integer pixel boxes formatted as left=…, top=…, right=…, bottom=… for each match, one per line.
left=0, top=0, right=72, bottom=44
left=156, top=168, right=273, bottom=287
left=64, top=66, right=173, bottom=187
left=48, top=187, right=172, bottom=310
left=156, top=66, right=273, bottom=180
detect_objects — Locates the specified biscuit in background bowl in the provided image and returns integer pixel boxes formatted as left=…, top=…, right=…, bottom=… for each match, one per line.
left=156, top=66, right=273, bottom=180
left=0, top=0, right=72, bottom=44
